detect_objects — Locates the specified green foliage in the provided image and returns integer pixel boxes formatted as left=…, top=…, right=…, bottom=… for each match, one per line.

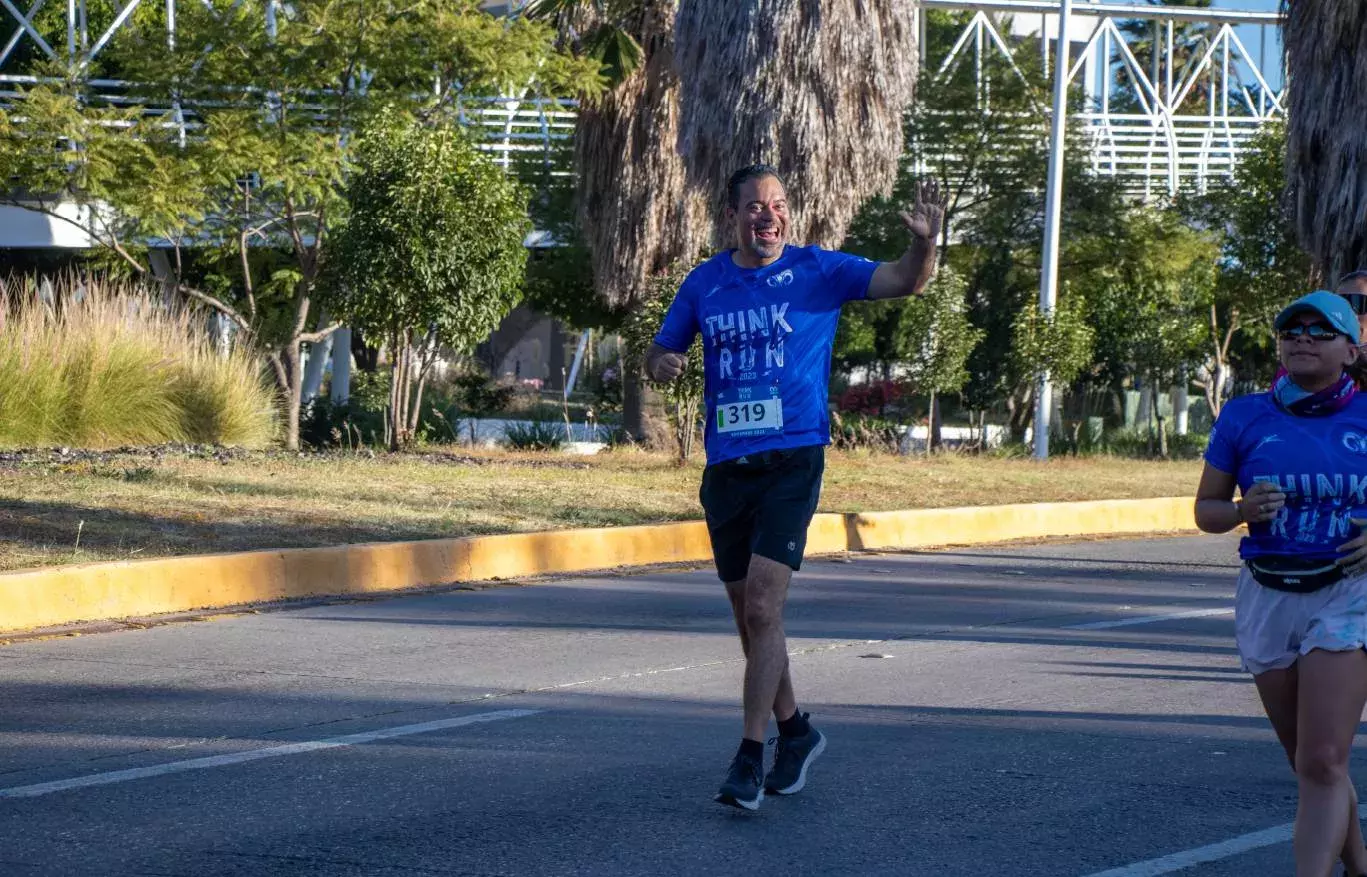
left=328, top=109, right=532, bottom=353
left=0, top=1, right=601, bottom=449
left=525, top=0, right=646, bottom=85
left=1076, top=206, right=1220, bottom=385
left=621, top=261, right=705, bottom=460
left=1011, top=291, right=1095, bottom=388
left=0, top=275, right=275, bottom=449
left=895, top=266, right=984, bottom=397
left=1184, top=123, right=1310, bottom=376
left=326, top=108, right=532, bottom=448
left=451, top=373, right=516, bottom=418
left=503, top=420, right=566, bottom=451
left=845, top=8, right=1130, bottom=428
left=522, top=243, right=623, bottom=331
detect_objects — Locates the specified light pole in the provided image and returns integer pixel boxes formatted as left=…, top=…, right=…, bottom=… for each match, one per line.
left=1033, top=0, right=1074, bottom=460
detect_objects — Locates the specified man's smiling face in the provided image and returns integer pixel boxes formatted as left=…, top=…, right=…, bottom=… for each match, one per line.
left=728, top=174, right=789, bottom=268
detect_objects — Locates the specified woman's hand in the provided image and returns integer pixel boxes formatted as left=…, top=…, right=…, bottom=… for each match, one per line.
left=1238, top=481, right=1287, bottom=525
left=1338, top=517, right=1367, bottom=575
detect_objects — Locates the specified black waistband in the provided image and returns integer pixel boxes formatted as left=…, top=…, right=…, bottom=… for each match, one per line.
left=714, top=445, right=822, bottom=469
left=1245, top=558, right=1347, bottom=594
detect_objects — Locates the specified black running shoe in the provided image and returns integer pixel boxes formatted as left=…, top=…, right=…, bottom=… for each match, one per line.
left=764, top=719, right=826, bottom=795
left=714, top=752, right=765, bottom=811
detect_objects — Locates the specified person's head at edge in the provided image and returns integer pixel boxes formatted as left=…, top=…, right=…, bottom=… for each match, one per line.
left=1274, top=290, right=1361, bottom=392
left=725, top=164, right=789, bottom=270
left=1336, top=269, right=1367, bottom=342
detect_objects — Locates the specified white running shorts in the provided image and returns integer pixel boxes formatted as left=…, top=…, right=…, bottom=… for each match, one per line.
left=1235, top=566, right=1367, bottom=676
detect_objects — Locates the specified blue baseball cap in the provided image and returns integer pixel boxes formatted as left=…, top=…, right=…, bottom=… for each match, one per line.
left=1274, top=290, right=1362, bottom=344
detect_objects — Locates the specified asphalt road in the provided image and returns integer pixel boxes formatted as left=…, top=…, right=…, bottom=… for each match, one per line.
left=0, top=534, right=1349, bottom=876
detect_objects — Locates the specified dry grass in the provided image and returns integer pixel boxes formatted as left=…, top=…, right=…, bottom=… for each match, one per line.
left=0, top=446, right=1202, bottom=573
left=0, top=274, right=277, bottom=448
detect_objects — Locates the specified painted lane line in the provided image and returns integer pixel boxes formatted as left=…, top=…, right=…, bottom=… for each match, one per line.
left=1078, top=822, right=1291, bottom=876
left=1067, top=607, right=1233, bottom=631
left=0, top=708, right=542, bottom=800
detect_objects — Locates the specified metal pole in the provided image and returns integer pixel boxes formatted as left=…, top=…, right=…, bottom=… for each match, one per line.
left=1033, top=0, right=1073, bottom=461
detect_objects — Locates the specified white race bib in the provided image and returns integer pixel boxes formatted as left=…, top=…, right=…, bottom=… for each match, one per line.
left=715, top=387, right=783, bottom=434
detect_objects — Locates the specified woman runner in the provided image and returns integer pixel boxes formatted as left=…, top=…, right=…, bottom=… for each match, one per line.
left=1196, top=291, right=1367, bottom=877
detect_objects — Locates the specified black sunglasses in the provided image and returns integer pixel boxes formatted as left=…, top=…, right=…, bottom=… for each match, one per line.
left=1342, top=292, right=1367, bottom=315
left=1279, top=322, right=1342, bottom=341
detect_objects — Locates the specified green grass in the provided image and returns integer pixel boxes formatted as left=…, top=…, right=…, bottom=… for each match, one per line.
left=0, top=445, right=1204, bottom=572
left=0, top=274, right=276, bottom=449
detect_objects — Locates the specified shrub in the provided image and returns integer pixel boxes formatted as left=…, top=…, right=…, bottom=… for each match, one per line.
left=0, top=274, right=275, bottom=448
left=837, top=380, right=908, bottom=417
left=503, top=419, right=564, bottom=451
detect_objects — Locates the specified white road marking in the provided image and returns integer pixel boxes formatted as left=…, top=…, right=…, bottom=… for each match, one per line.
left=0, top=708, right=542, bottom=800
left=1078, top=822, right=1291, bottom=876
left=1067, top=607, right=1233, bottom=630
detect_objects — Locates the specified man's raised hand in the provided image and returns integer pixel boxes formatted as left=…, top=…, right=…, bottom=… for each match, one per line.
left=899, top=179, right=947, bottom=244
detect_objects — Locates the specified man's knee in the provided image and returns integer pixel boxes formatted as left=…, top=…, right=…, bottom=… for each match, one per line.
left=743, top=598, right=783, bottom=636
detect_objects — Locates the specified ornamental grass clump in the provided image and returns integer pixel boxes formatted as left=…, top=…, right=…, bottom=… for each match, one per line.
left=0, top=273, right=276, bottom=448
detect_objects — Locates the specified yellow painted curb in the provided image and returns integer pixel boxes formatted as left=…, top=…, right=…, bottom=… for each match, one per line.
left=0, top=497, right=1197, bottom=635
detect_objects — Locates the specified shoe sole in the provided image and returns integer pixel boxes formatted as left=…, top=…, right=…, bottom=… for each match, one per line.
left=766, top=733, right=826, bottom=795
left=714, top=788, right=764, bottom=811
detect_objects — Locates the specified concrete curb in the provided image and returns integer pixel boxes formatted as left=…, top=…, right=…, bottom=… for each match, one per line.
left=0, top=497, right=1197, bottom=635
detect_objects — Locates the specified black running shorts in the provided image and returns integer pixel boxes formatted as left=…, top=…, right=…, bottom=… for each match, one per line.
left=698, top=444, right=825, bottom=583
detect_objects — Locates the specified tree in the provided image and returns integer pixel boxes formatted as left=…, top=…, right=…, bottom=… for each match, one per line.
left=533, top=0, right=922, bottom=441
left=622, top=261, right=705, bottom=462
left=527, top=0, right=712, bottom=441
left=0, top=0, right=598, bottom=449
left=1184, top=123, right=1311, bottom=413
left=1282, top=0, right=1367, bottom=279
left=327, top=110, right=531, bottom=450
left=845, top=10, right=1129, bottom=440
left=1074, top=205, right=1218, bottom=454
left=672, top=0, right=918, bottom=250
left=896, top=266, right=985, bottom=450
left=1010, top=289, right=1096, bottom=428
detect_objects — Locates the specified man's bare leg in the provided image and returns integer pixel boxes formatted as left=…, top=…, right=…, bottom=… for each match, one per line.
left=737, top=555, right=795, bottom=742
left=725, top=575, right=797, bottom=725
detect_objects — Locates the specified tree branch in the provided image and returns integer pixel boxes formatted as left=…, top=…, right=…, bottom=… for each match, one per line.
left=299, top=323, right=344, bottom=344
left=177, top=283, right=253, bottom=334
left=238, top=226, right=259, bottom=322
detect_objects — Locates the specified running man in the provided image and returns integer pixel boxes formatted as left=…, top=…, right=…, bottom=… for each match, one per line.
left=645, top=164, right=946, bottom=810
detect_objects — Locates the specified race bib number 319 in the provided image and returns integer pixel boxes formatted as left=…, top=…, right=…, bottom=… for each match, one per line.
left=716, top=395, right=783, bottom=434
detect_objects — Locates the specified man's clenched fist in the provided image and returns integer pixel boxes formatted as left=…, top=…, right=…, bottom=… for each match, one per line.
left=650, top=350, right=688, bottom=382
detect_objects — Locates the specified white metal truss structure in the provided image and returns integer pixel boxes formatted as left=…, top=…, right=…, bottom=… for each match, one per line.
left=0, top=0, right=1282, bottom=247
left=921, top=0, right=1284, bottom=196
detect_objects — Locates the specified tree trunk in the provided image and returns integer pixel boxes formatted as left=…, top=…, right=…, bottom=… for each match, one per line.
left=622, top=368, right=646, bottom=442
left=283, top=340, right=304, bottom=452
left=926, top=390, right=939, bottom=453
left=546, top=320, right=568, bottom=393
left=408, top=338, right=439, bottom=437
left=1153, top=382, right=1169, bottom=458
left=389, top=331, right=414, bottom=452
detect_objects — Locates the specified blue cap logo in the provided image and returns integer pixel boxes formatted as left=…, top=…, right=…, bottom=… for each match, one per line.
left=1274, top=290, right=1362, bottom=344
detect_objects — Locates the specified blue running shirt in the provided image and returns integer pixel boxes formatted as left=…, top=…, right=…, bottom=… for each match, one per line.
left=1205, top=392, right=1367, bottom=561
left=654, top=245, right=879, bottom=465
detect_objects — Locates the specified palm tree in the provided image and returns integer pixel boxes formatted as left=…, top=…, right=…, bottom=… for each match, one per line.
left=673, top=0, right=919, bottom=249
left=531, top=0, right=921, bottom=436
left=1283, top=0, right=1367, bottom=280
left=527, top=0, right=711, bottom=439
